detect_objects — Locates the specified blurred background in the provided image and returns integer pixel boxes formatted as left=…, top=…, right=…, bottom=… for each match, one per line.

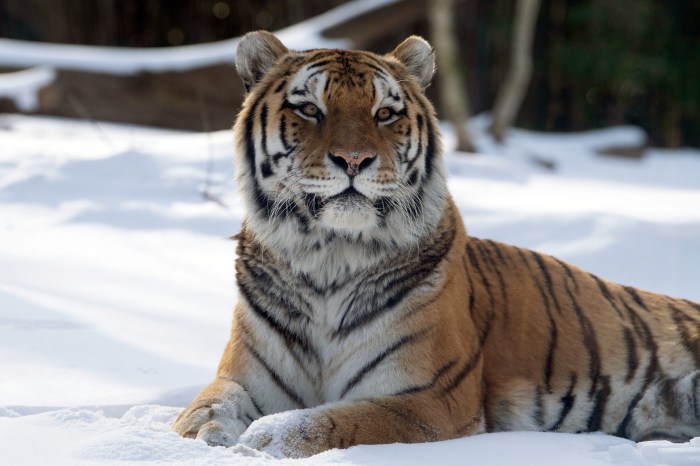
left=1, top=0, right=698, bottom=148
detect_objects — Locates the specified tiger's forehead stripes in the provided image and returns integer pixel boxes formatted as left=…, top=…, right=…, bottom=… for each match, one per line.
left=285, top=51, right=406, bottom=114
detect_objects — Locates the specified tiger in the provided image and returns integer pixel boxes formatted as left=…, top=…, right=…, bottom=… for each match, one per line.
left=172, top=31, right=700, bottom=458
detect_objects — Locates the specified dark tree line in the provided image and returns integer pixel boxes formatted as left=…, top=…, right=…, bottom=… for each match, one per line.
left=0, top=0, right=347, bottom=47
left=0, top=0, right=698, bottom=147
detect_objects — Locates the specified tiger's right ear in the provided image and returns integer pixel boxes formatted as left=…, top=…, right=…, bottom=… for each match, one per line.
left=236, top=31, right=289, bottom=93
left=388, top=36, right=435, bottom=89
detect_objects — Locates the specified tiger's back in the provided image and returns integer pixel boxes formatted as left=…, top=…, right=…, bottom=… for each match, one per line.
left=172, top=31, right=700, bottom=457
left=460, top=236, right=700, bottom=441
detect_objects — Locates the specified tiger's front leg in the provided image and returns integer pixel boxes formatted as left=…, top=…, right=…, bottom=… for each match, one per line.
left=172, top=314, right=273, bottom=447
left=172, top=376, right=261, bottom=447
left=238, top=394, right=485, bottom=458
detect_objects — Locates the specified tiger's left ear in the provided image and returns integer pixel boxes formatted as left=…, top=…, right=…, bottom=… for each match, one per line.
left=236, top=31, right=289, bottom=93
left=388, top=36, right=435, bottom=89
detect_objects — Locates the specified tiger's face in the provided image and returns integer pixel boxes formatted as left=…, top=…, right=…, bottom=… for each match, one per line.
left=234, top=32, right=447, bottom=252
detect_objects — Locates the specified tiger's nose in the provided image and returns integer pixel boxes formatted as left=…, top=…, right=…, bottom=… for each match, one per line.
left=328, top=149, right=377, bottom=176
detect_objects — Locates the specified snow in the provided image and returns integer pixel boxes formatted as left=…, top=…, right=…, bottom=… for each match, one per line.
left=1, top=112, right=699, bottom=464
left=0, top=0, right=397, bottom=74
left=0, top=66, right=55, bottom=111
left=1, top=407, right=699, bottom=465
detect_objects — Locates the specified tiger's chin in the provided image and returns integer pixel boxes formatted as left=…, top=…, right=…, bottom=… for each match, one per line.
left=318, top=196, right=379, bottom=233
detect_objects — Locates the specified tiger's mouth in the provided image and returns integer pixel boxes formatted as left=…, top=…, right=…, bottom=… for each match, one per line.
left=326, top=186, right=366, bottom=203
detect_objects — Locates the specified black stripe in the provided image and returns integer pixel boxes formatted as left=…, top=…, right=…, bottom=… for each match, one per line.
left=394, top=359, right=457, bottom=396
left=669, top=304, right=700, bottom=366
left=306, top=69, right=324, bottom=81
left=405, top=114, right=423, bottom=173
left=302, top=50, right=341, bottom=61
left=554, top=258, right=579, bottom=292
left=414, top=95, right=437, bottom=179
left=340, top=327, right=431, bottom=399
left=590, top=274, right=624, bottom=319
left=466, top=243, right=494, bottom=311
left=359, top=61, right=389, bottom=77
left=624, top=286, right=649, bottom=312
left=216, top=376, right=265, bottom=416
left=531, top=251, right=563, bottom=313
left=274, top=79, right=287, bottom=93
left=306, top=59, right=334, bottom=70
left=238, top=280, right=317, bottom=360
left=442, top=345, right=483, bottom=395
left=403, top=87, right=414, bottom=103
left=244, top=95, right=263, bottom=173
left=400, top=131, right=413, bottom=165
left=244, top=342, right=305, bottom=408
left=564, top=282, right=603, bottom=398
left=366, top=400, right=435, bottom=441
left=279, top=114, right=290, bottom=151
left=424, top=113, right=436, bottom=179
left=614, top=390, right=643, bottom=438
left=586, top=375, right=611, bottom=431
left=547, top=373, right=577, bottom=431
left=247, top=392, right=264, bottom=416
left=615, top=295, right=661, bottom=437
left=622, top=327, right=639, bottom=383
left=518, top=249, right=557, bottom=393
left=485, top=239, right=508, bottom=265
left=259, top=104, right=269, bottom=156
left=691, top=371, right=700, bottom=420
left=476, top=241, right=509, bottom=324
left=462, top=255, right=476, bottom=317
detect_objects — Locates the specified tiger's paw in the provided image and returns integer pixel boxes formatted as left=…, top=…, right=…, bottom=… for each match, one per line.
left=236, top=409, right=334, bottom=459
left=172, top=400, right=247, bottom=447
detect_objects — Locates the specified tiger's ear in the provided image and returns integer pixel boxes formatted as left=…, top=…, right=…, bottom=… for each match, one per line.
left=388, top=36, right=435, bottom=88
left=236, top=31, right=289, bottom=93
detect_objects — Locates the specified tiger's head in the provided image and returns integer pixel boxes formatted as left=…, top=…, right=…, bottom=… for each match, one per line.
left=234, top=31, right=448, bottom=260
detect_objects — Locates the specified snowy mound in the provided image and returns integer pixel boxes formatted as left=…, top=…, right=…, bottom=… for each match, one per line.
left=2, top=406, right=699, bottom=465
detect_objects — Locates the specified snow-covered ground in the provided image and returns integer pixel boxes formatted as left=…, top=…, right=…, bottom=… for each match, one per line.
left=1, top=113, right=699, bottom=465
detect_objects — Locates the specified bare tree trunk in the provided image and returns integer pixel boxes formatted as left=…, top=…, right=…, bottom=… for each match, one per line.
left=490, top=0, right=541, bottom=142
left=428, top=0, right=474, bottom=153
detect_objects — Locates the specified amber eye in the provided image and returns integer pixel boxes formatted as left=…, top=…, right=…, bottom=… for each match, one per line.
left=300, top=103, right=319, bottom=118
left=375, top=107, right=394, bottom=122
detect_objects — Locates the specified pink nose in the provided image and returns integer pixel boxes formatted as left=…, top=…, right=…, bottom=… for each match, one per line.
left=328, top=149, right=377, bottom=176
